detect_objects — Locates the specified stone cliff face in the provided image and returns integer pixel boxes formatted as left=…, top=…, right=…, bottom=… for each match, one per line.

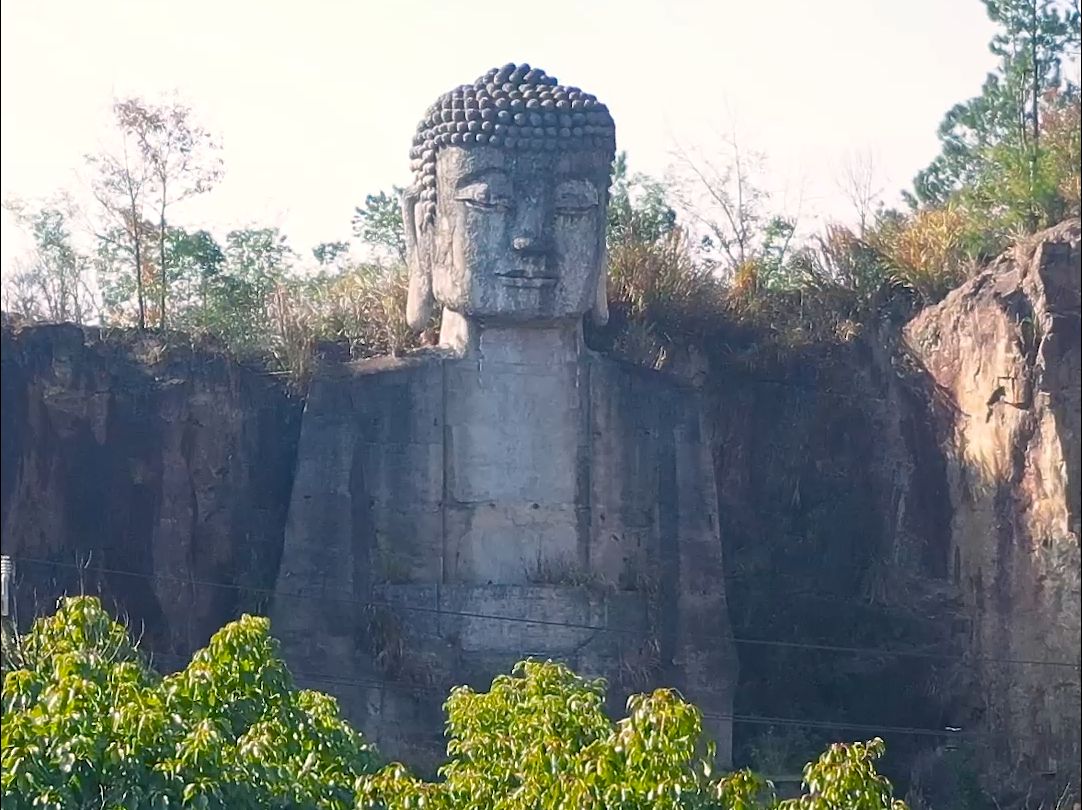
left=699, top=221, right=1079, bottom=804
left=0, top=321, right=302, bottom=660
left=0, top=223, right=1077, bottom=805
left=905, top=220, right=1081, bottom=802
left=696, top=327, right=961, bottom=791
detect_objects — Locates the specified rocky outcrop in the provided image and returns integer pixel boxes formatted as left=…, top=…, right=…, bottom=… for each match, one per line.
left=905, top=220, right=1081, bottom=803
left=0, top=320, right=302, bottom=660
left=695, top=222, right=1079, bottom=804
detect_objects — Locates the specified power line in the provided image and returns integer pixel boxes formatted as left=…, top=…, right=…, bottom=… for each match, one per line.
left=9, top=554, right=1080, bottom=670
left=146, top=652, right=985, bottom=742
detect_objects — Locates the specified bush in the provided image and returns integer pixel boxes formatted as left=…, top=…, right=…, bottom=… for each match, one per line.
left=871, top=205, right=976, bottom=306
left=608, top=228, right=724, bottom=334
left=361, top=658, right=909, bottom=809
left=2, top=596, right=378, bottom=809
left=264, top=263, right=429, bottom=382
left=3, top=597, right=911, bottom=809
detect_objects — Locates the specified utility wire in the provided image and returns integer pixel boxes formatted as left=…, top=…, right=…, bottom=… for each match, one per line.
left=145, top=652, right=986, bottom=741
left=9, top=554, right=1080, bottom=670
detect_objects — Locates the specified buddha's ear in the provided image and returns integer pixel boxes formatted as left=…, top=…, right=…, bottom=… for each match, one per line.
left=590, top=243, right=609, bottom=326
left=402, top=187, right=434, bottom=332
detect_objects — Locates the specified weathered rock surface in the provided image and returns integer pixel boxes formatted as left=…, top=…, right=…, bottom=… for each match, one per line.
left=0, top=320, right=302, bottom=659
left=905, top=219, right=1081, bottom=802
left=0, top=222, right=1077, bottom=806
left=273, top=333, right=735, bottom=769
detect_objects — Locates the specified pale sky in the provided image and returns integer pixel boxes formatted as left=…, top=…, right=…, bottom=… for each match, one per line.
left=0, top=0, right=999, bottom=275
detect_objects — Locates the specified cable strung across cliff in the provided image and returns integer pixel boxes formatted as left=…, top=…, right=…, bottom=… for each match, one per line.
left=9, top=554, right=1081, bottom=670
left=139, top=648, right=998, bottom=741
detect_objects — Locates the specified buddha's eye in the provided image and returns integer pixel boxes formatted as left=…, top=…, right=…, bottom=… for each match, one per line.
left=456, top=182, right=511, bottom=212
left=555, top=181, right=599, bottom=215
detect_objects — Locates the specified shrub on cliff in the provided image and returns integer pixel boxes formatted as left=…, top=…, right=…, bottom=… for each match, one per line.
left=267, top=263, right=424, bottom=380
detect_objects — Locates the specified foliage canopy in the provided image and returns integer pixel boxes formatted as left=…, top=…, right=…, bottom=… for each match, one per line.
left=3, top=597, right=908, bottom=810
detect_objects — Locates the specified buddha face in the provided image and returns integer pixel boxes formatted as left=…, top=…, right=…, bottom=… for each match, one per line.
left=404, top=145, right=610, bottom=327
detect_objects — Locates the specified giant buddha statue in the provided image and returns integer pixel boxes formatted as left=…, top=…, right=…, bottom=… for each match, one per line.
left=273, top=64, right=737, bottom=768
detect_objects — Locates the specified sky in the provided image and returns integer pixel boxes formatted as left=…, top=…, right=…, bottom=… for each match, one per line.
left=0, top=0, right=1000, bottom=276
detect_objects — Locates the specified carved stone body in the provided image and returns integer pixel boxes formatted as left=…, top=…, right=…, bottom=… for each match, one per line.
left=271, top=64, right=736, bottom=767
left=273, top=331, right=735, bottom=766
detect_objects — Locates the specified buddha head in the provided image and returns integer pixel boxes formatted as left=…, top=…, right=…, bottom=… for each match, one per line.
left=402, top=64, right=616, bottom=333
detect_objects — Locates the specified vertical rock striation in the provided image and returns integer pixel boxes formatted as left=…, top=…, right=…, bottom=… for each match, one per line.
left=0, top=320, right=302, bottom=660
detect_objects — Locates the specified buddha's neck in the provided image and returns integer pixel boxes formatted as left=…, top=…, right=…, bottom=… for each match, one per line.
left=438, top=310, right=584, bottom=364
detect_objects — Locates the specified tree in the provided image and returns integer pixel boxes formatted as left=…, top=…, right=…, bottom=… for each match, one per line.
left=607, top=151, right=678, bottom=247
left=0, top=260, right=43, bottom=320
left=119, top=98, right=222, bottom=331
left=209, top=227, right=295, bottom=350
left=95, top=217, right=159, bottom=326
left=669, top=134, right=797, bottom=284
left=86, top=101, right=155, bottom=329
left=4, top=598, right=909, bottom=809
left=1, top=198, right=96, bottom=323
left=166, top=227, right=226, bottom=331
left=352, top=190, right=406, bottom=265
left=361, top=658, right=909, bottom=809
left=313, top=241, right=351, bottom=269
left=912, top=0, right=1081, bottom=232
left=85, top=98, right=221, bottom=330
left=224, top=227, right=294, bottom=285
left=1, top=596, right=378, bottom=809
left=836, top=151, right=884, bottom=237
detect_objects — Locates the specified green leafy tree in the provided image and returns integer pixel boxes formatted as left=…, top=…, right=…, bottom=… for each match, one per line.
left=166, top=227, right=226, bottom=331
left=359, top=659, right=909, bottom=810
left=1, top=199, right=96, bottom=323
left=913, top=0, right=1081, bottom=234
left=1, top=596, right=377, bottom=809
left=608, top=152, right=678, bottom=247
left=313, top=241, right=351, bottom=269
left=3, top=599, right=909, bottom=810
left=209, top=227, right=295, bottom=350
left=352, top=190, right=406, bottom=265
left=792, top=738, right=907, bottom=810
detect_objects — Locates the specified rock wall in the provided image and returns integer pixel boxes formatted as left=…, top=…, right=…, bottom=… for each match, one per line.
left=0, top=222, right=1077, bottom=805
left=0, top=320, right=302, bottom=660
left=695, top=221, right=1080, bottom=804
left=905, top=220, right=1081, bottom=803
left=701, top=331, right=960, bottom=787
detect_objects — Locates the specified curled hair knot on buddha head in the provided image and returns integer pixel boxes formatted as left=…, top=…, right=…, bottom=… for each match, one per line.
left=405, top=63, right=616, bottom=229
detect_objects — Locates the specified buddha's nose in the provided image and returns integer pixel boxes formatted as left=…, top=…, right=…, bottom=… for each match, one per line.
left=512, top=198, right=549, bottom=256
left=512, top=236, right=544, bottom=253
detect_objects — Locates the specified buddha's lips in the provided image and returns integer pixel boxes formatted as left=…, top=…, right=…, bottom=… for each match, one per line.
left=497, top=273, right=557, bottom=287
left=496, top=263, right=557, bottom=282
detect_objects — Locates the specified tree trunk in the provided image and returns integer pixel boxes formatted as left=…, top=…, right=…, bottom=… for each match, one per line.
left=1029, top=0, right=1041, bottom=232
left=159, top=206, right=167, bottom=331
left=132, top=208, right=145, bottom=331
